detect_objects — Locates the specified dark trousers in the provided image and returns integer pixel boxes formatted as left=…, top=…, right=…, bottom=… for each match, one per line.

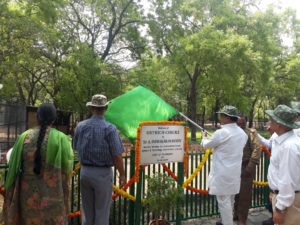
left=234, top=163, right=256, bottom=223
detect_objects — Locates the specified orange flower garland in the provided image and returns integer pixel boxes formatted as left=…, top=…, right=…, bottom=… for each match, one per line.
left=0, top=186, right=5, bottom=196
left=68, top=211, right=81, bottom=218
left=162, top=163, right=209, bottom=195
left=134, top=126, right=141, bottom=182
left=260, top=145, right=271, bottom=158
left=112, top=176, right=136, bottom=200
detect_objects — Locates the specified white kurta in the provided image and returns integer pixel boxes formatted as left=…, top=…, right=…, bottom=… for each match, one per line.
left=257, top=132, right=278, bottom=148
left=267, top=131, right=300, bottom=210
left=294, top=128, right=300, bottom=137
left=201, top=123, right=248, bottom=195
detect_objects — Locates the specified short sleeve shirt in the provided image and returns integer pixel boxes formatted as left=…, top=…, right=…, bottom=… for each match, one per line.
left=73, top=115, right=124, bottom=167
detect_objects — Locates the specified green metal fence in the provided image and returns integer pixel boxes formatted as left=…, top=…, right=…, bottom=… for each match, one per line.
left=0, top=151, right=270, bottom=225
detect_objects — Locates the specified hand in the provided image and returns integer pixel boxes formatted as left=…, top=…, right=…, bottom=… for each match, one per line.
left=273, top=209, right=285, bottom=224
left=269, top=192, right=273, bottom=203
left=119, top=175, right=126, bottom=188
left=202, top=130, right=207, bottom=138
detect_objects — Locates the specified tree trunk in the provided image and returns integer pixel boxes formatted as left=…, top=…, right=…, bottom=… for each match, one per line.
left=213, top=98, right=220, bottom=128
left=186, top=65, right=201, bottom=142
left=187, top=78, right=197, bottom=141
left=248, top=97, right=258, bottom=128
left=201, top=106, right=205, bottom=127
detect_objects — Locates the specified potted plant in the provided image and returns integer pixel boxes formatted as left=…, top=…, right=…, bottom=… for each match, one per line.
left=143, top=173, right=183, bottom=225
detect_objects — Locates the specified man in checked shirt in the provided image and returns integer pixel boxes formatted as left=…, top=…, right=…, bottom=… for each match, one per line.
left=74, top=94, right=126, bottom=225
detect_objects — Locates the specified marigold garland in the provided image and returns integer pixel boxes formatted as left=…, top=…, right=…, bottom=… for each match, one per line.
left=253, top=180, right=269, bottom=186
left=182, top=149, right=212, bottom=188
left=112, top=176, right=136, bottom=200
left=185, top=186, right=209, bottom=195
left=0, top=186, right=5, bottom=196
left=162, top=163, right=178, bottom=181
left=68, top=211, right=81, bottom=218
left=134, top=126, right=141, bottom=182
left=162, top=163, right=209, bottom=195
left=72, top=162, right=81, bottom=176
left=113, top=184, right=136, bottom=201
left=260, top=145, right=271, bottom=158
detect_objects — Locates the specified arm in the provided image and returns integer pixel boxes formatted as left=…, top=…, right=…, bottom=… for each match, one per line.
left=201, top=129, right=230, bottom=150
left=244, top=130, right=262, bottom=175
left=249, top=129, right=262, bottom=165
left=257, top=133, right=270, bottom=147
left=107, top=125, right=126, bottom=187
left=113, top=154, right=126, bottom=187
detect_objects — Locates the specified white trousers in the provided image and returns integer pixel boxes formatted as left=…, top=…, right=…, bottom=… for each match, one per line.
left=216, top=194, right=235, bottom=225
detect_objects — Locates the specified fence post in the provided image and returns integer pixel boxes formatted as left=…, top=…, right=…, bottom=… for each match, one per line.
left=134, top=167, right=143, bottom=225
left=128, top=145, right=136, bottom=225
left=176, top=162, right=184, bottom=225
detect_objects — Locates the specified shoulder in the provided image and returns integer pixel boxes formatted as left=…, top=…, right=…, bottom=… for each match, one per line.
left=280, top=134, right=300, bottom=154
left=215, top=127, right=230, bottom=137
left=104, top=120, right=117, bottom=133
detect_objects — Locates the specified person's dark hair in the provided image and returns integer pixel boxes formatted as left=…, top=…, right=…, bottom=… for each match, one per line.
left=91, top=106, right=107, bottom=113
left=229, top=116, right=238, bottom=122
left=34, top=103, right=57, bottom=175
left=221, top=113, right=239, bottom=122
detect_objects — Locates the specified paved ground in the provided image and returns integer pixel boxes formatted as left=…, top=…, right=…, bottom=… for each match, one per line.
left=0, top=193, right=271, bottom=225
left=181, top=208, right=271, bottom=225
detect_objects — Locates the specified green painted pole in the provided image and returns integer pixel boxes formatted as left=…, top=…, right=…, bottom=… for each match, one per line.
left=135, top=167, right=143, bottom=225
left=128, top=146, right=136, bottom=225
left=176, top=162, right=184, bottom=225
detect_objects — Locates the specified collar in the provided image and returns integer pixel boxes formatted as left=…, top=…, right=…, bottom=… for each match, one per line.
left=221, top=123, right=237, bottom=128
left=274, top=130, right=294, bottom=145
left=91, top=115, right=104, bottom=120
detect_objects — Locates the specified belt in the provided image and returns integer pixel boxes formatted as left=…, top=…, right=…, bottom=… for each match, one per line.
left=82, top=164, right=112, bottom=168
left=271, top=190, right=300, bottom=194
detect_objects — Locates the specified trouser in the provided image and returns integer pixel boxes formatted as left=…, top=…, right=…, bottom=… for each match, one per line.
left=216, top=194, right=235, bottom=225
left=272, top=192, right=300, bottom=225
left=234, top=163, right=256, bottom=223
left=80, top=166, right=113, bottom=225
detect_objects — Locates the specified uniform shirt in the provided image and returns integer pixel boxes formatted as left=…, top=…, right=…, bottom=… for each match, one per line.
left=201, top=123, right=248, bottom=195
left=73, top=115, right=124, bottom=167
left=267, top=131, right=300, bottom=210
left=242, top=129, right=261, bottom=165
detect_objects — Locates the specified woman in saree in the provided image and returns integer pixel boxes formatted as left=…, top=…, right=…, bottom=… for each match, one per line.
left=3, top=103, right=74, bottom=225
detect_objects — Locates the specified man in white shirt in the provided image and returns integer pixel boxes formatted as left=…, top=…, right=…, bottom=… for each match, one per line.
left=290, top=101, right=300, bottom=137
left=265, top=104, right=300, bottom=225
left=201, top=105, right=248, bottom=225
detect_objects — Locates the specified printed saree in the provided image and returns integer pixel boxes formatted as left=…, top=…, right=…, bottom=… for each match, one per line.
left=3, top=128, right=74, bottom=225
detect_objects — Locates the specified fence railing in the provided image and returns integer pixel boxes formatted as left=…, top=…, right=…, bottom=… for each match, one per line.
left=0, top=151, right=270, bottom=225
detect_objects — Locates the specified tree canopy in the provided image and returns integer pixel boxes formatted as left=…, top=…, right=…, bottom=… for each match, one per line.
left=1, top=0, right=299, bottom=134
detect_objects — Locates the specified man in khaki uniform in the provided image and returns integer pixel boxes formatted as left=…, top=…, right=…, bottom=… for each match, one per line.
left=234, top=116, right=261, bottom=225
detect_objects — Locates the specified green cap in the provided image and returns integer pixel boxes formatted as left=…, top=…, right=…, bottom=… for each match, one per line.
left=290, top=101, right=300, bottom=114
left=217, top=105, right=239, bottom=118
left=265, top=104, right=300, bottom=129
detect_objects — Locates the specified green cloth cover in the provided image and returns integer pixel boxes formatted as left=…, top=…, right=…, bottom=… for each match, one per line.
left=104, top=86, right=178, bottom=142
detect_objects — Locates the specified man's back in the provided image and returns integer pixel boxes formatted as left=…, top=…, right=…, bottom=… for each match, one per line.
left=74, top=115, right=123, bottom=167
